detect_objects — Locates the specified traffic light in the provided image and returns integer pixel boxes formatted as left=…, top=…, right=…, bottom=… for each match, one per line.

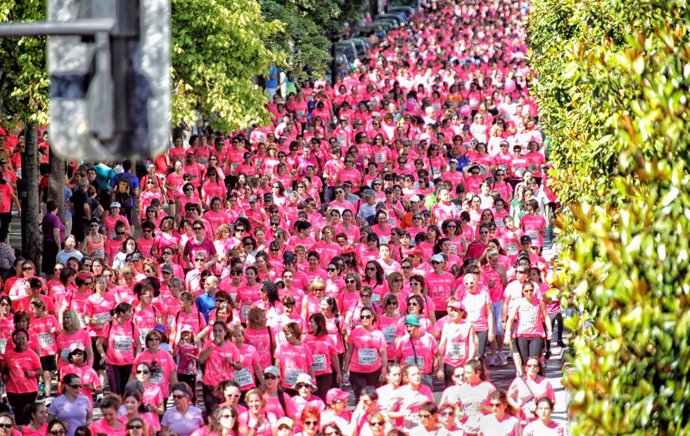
left=47, top=0, right=170, bottom=160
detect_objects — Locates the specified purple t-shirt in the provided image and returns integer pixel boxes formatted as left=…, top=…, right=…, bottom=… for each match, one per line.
left=47, top=394, right=91, bottom=436
left=42, top=212, right=66, bottom=243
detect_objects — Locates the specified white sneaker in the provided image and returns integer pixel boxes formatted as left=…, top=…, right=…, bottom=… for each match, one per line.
left=499, top=352, right=508, bottom=367
left=487, top=355, right=497, bottom=367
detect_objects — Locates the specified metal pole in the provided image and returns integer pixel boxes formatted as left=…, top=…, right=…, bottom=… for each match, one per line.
left=0, top=18, right=115, bottom=37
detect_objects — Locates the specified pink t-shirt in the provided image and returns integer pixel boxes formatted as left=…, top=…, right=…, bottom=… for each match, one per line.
left=426, top=271, right=457, bottom=308
left=274, top=341, right=314, bottom=389
left=102, top=320, right=138, bottom=366
left=347, top=326, right=386, bottom=373
left=234, top=343, right=261, bottom=391
left=132, top=349, right=177, bottom=397
left=89, top=418, right=127, bottom=436
left=4, top=348, right=41, bottom=393
left=513, top=297, right=546, bottom=338
left=200, top=340, right=240, bottom=386
left=302, top=334, right=338, bottom=376
left=237, top=411, right=276, bottom=436
left=55, top=329, right=91, bottom=369
left=395, top=332, right=438, bottom=373
left=441, top=321, right=473, bottom=367
left=461, top=290, right=491, bottom=333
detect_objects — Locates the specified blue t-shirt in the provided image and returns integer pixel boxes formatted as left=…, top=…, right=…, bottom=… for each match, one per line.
left=266, top=66, right=279, bottom=88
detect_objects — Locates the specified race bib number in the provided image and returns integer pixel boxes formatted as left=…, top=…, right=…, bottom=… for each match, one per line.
left=463, top=402, right=481, bottom=416
left=448, top=342, right=466, bottom=359
left=387, top=218, right=397, bottom=226
left=92, top=248, right=105, bottom=259
left=113, top=335, right=133, bottom=352
left=231, top=162, right=239, bottom=171
left=404, top=355, right=423, bottom=368
left=375, top=153, right=386, bottom=163
left=241, top=305, right=251, bottom=321
left=312, top=354, right=327, bottom=372
left=0, top=338, right=7, bottom=354
left=38, top=332, right=55, bottom=349
left=371, top=294, right=381, bottom=305
left=357, top=348, right=377, bottom=366
left=94, top=312, right=111, bottom=324
left=77, top=313, right=86, bottom=328
left=507, top=243, right=518, bottom=256
left=337, top=137, right=346, bottom=146
left=522, top=311, right=539, bottom=329
left=495, top=220, right=505, bottom=230
left=526, top=230, right=539, bottom=242
left=450, top=244, right=458, bottom=254
left=60, top=348, right=71, bottom=362
left=285, top=368, right=303, bottom=386
left=469, top=98, right=479, bottom=107
left=234, top=368, right=254, bottom=387
left=296, top=110, right=305, bottom=118
left=382, top=326, right=396, bottom=344
left=150, top=371, right=164, bottom=385
left=379, top=236, right=390, bottom=245
left=139, top=328, right=152, bottom=344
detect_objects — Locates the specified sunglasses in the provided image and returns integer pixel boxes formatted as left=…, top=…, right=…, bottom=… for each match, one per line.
left=360, top=315, right=372, bottom=319
left=304, top=420, right=319, bottom=426
left=22, top=266, right=34, bottom=271
left=127, top=425, right=143, bottom=430
left=137, top=370, right=150, bottom=374
left=70, top=384, right=83, bottom=389
left=264, top=374, right=277, bottom=380
left=193, top=227, right=204, bottom=230
left=369, top=421, right=385, bottom=426
left=49, top=430, right=65, bottom=435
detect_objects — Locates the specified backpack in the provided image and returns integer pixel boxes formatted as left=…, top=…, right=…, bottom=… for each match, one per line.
left=115, top=174, right=132, bottom=204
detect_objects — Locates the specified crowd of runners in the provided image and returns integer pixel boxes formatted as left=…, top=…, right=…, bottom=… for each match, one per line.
left=0, top=0, right=568, bottom=434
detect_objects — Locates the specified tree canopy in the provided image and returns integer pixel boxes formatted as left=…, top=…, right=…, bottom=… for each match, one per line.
left=0, top=0, right=49, bottom=124
left=528, top=0, right=690, bottom=434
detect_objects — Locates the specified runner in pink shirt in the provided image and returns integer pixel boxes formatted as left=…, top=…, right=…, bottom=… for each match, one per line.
left=131, top=330, right=177, bottom=399
left=90, top=395, right=127, bottom=436
left=438, top=299, right=477, bottom=387
left=228, top=325, right=265, bottom=393
left=238, top=388, right=278, bottom=436
left=27, top=299, right=60, bottom=398
left=97, top=302, right=141, bottom=396
left=303, top=313, right=342, bottom=400
left=4, top=329, right=42, bottom=425
left=343, top=306, right=388, bottom=400
left=198, top=321, right=241, bottom=413
left=274, top=322, right=315, bottom=392
left=506, top=282, right=552, bottom=366
left=459, top=273, right=495, bottom=361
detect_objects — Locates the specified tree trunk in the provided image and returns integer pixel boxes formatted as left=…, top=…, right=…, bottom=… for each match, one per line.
left=21, top=122, right=41, bottom=265
left=49, top=151, right=65, bottom=221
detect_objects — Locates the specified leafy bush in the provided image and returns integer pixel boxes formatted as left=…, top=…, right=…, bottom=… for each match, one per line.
left=528, top=0, right=690, bottom=434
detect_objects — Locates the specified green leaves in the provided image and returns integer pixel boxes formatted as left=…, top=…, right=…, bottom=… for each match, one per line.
left=171, top=0, right=285, bottom=132
left=529, top=0, right=690, bottom=434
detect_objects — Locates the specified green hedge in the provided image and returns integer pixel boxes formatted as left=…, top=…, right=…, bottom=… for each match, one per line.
left=528, top=0, right=690, bottom=434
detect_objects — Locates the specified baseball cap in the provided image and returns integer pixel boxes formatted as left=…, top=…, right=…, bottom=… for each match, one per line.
left=405, top=314, right=420, bottom=327
left=520, top=235, right=532, bottom=244
left=430, top=254, right=445, bottom=263
left=326, top=388, right=350, bottom=405
left=276, top=417, right=293, bottom=430
left=410, top=195, right=421, bottom=202
left=110, top=202, right=121, bottom=209
left=264, top=365, right=281, bottom=377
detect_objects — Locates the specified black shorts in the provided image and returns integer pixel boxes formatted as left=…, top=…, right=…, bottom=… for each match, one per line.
left=40, top=355, right=57, bottom=371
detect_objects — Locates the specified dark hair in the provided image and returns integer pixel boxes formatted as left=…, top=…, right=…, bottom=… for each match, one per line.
left=308, top=313, right=328, bottom=337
